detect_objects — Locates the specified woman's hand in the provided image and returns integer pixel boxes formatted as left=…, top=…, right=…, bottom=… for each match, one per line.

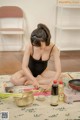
left=24, top=79, right=39, bottom=88
left=45, top=81, right=53, bottom=91
left=32, top=79, right=40, bottom=88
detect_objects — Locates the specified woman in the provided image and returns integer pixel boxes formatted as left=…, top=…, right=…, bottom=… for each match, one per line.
left=10, top=23, right=61, bottom=90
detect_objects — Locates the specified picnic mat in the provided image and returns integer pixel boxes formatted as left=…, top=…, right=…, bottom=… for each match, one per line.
left=0, top=72, right=80, bottom=120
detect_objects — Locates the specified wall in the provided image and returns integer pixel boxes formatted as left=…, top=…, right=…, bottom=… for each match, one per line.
left=56, top=2, right=80, bottom=51
left=0, top=0, right=57, bottom=51
left=0, top=0, right=80, bottom=51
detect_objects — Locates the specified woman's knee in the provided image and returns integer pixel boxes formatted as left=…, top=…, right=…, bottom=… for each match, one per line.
left=10, top=77, right=18, bottom=85
left=10, top=70, right=23, bottom=81
left=10, top=75, right=28, bottom=86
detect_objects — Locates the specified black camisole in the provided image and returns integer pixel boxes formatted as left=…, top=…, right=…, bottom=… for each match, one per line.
left=28, top=45, right=55, bottom=77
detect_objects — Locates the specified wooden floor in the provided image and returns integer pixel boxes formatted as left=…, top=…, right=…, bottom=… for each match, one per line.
left=0, top=51, right=80, bottom=75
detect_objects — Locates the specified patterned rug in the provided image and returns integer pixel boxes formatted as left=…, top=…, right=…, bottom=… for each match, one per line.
left=0, top=72, right=80, bottom=120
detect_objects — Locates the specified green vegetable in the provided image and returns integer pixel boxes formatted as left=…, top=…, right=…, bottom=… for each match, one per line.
left=0, top=93, right=22, bottom=99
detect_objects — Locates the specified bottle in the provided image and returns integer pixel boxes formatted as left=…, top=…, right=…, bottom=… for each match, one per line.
left=50, top=80, right=58, bottom=106
left=58, top=80, right=64, bottom=102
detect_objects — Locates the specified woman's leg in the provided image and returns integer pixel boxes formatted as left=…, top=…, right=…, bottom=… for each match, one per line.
left=37, top=70, right=56, bottom=85
left=36, top=70, right=62, bottom=89
left=10, top=70, right=28, bottom=85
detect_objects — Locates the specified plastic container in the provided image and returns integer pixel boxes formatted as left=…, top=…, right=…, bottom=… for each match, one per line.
left=58, top=80, right=64, bottom=102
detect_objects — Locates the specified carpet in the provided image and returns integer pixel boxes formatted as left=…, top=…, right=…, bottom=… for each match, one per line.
left=0, top=72, right=80, bottom=120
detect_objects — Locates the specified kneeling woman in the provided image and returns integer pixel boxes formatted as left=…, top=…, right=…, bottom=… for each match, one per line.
left=10, top=23, right=61, bottom=90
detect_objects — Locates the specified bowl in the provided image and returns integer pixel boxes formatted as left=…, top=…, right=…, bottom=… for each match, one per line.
left=13, top=91, right=34, bottom=107
left=69, top=79, right=80, bottom=91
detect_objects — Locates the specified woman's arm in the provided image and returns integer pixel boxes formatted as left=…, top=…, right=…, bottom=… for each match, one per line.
left=51, top=45, right=61, bottom=80
left=44, top=45, right=61, bottom=90
left=22, top=43, right=39, bottom=87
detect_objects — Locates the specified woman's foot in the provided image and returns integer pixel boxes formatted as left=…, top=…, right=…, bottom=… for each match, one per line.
left=24, top=80, right=33, bottom=86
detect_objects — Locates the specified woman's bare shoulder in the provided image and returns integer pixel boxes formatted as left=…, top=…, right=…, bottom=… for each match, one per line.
left=24, top=42, right=32, bottom=53
left=25, top=42, right=32, bottom=50
left=50, top=43, right=60, bottom=55
left=50, top=42, right=59, bottom=51
left=54, top=45, right=59, bottom=51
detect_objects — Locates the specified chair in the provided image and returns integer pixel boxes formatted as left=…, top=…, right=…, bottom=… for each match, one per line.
left=0, top=6, right=25, bottom=51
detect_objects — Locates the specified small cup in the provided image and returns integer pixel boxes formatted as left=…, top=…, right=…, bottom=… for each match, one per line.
left=5, top=87, right=14, bottom=93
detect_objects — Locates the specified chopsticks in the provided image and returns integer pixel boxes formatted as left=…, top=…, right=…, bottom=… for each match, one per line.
left=67, top=73, right=74, bottom=79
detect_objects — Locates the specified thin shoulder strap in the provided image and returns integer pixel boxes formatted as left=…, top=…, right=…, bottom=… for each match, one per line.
left=48, top=44, right=55, bottom=60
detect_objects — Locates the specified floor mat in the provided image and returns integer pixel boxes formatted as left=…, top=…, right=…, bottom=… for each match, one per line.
left=0, top=72, right=80, bottom=120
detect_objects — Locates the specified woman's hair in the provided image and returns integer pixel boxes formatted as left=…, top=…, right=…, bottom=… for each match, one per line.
left=30, top=23, right=51, bottom=47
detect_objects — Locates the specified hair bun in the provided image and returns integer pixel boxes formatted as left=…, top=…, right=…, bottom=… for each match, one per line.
left=37, top=23, right=51, bottom=42
left=37, top=23, right=44, bottom=29
left=37, top=23, right=48, bottom=30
